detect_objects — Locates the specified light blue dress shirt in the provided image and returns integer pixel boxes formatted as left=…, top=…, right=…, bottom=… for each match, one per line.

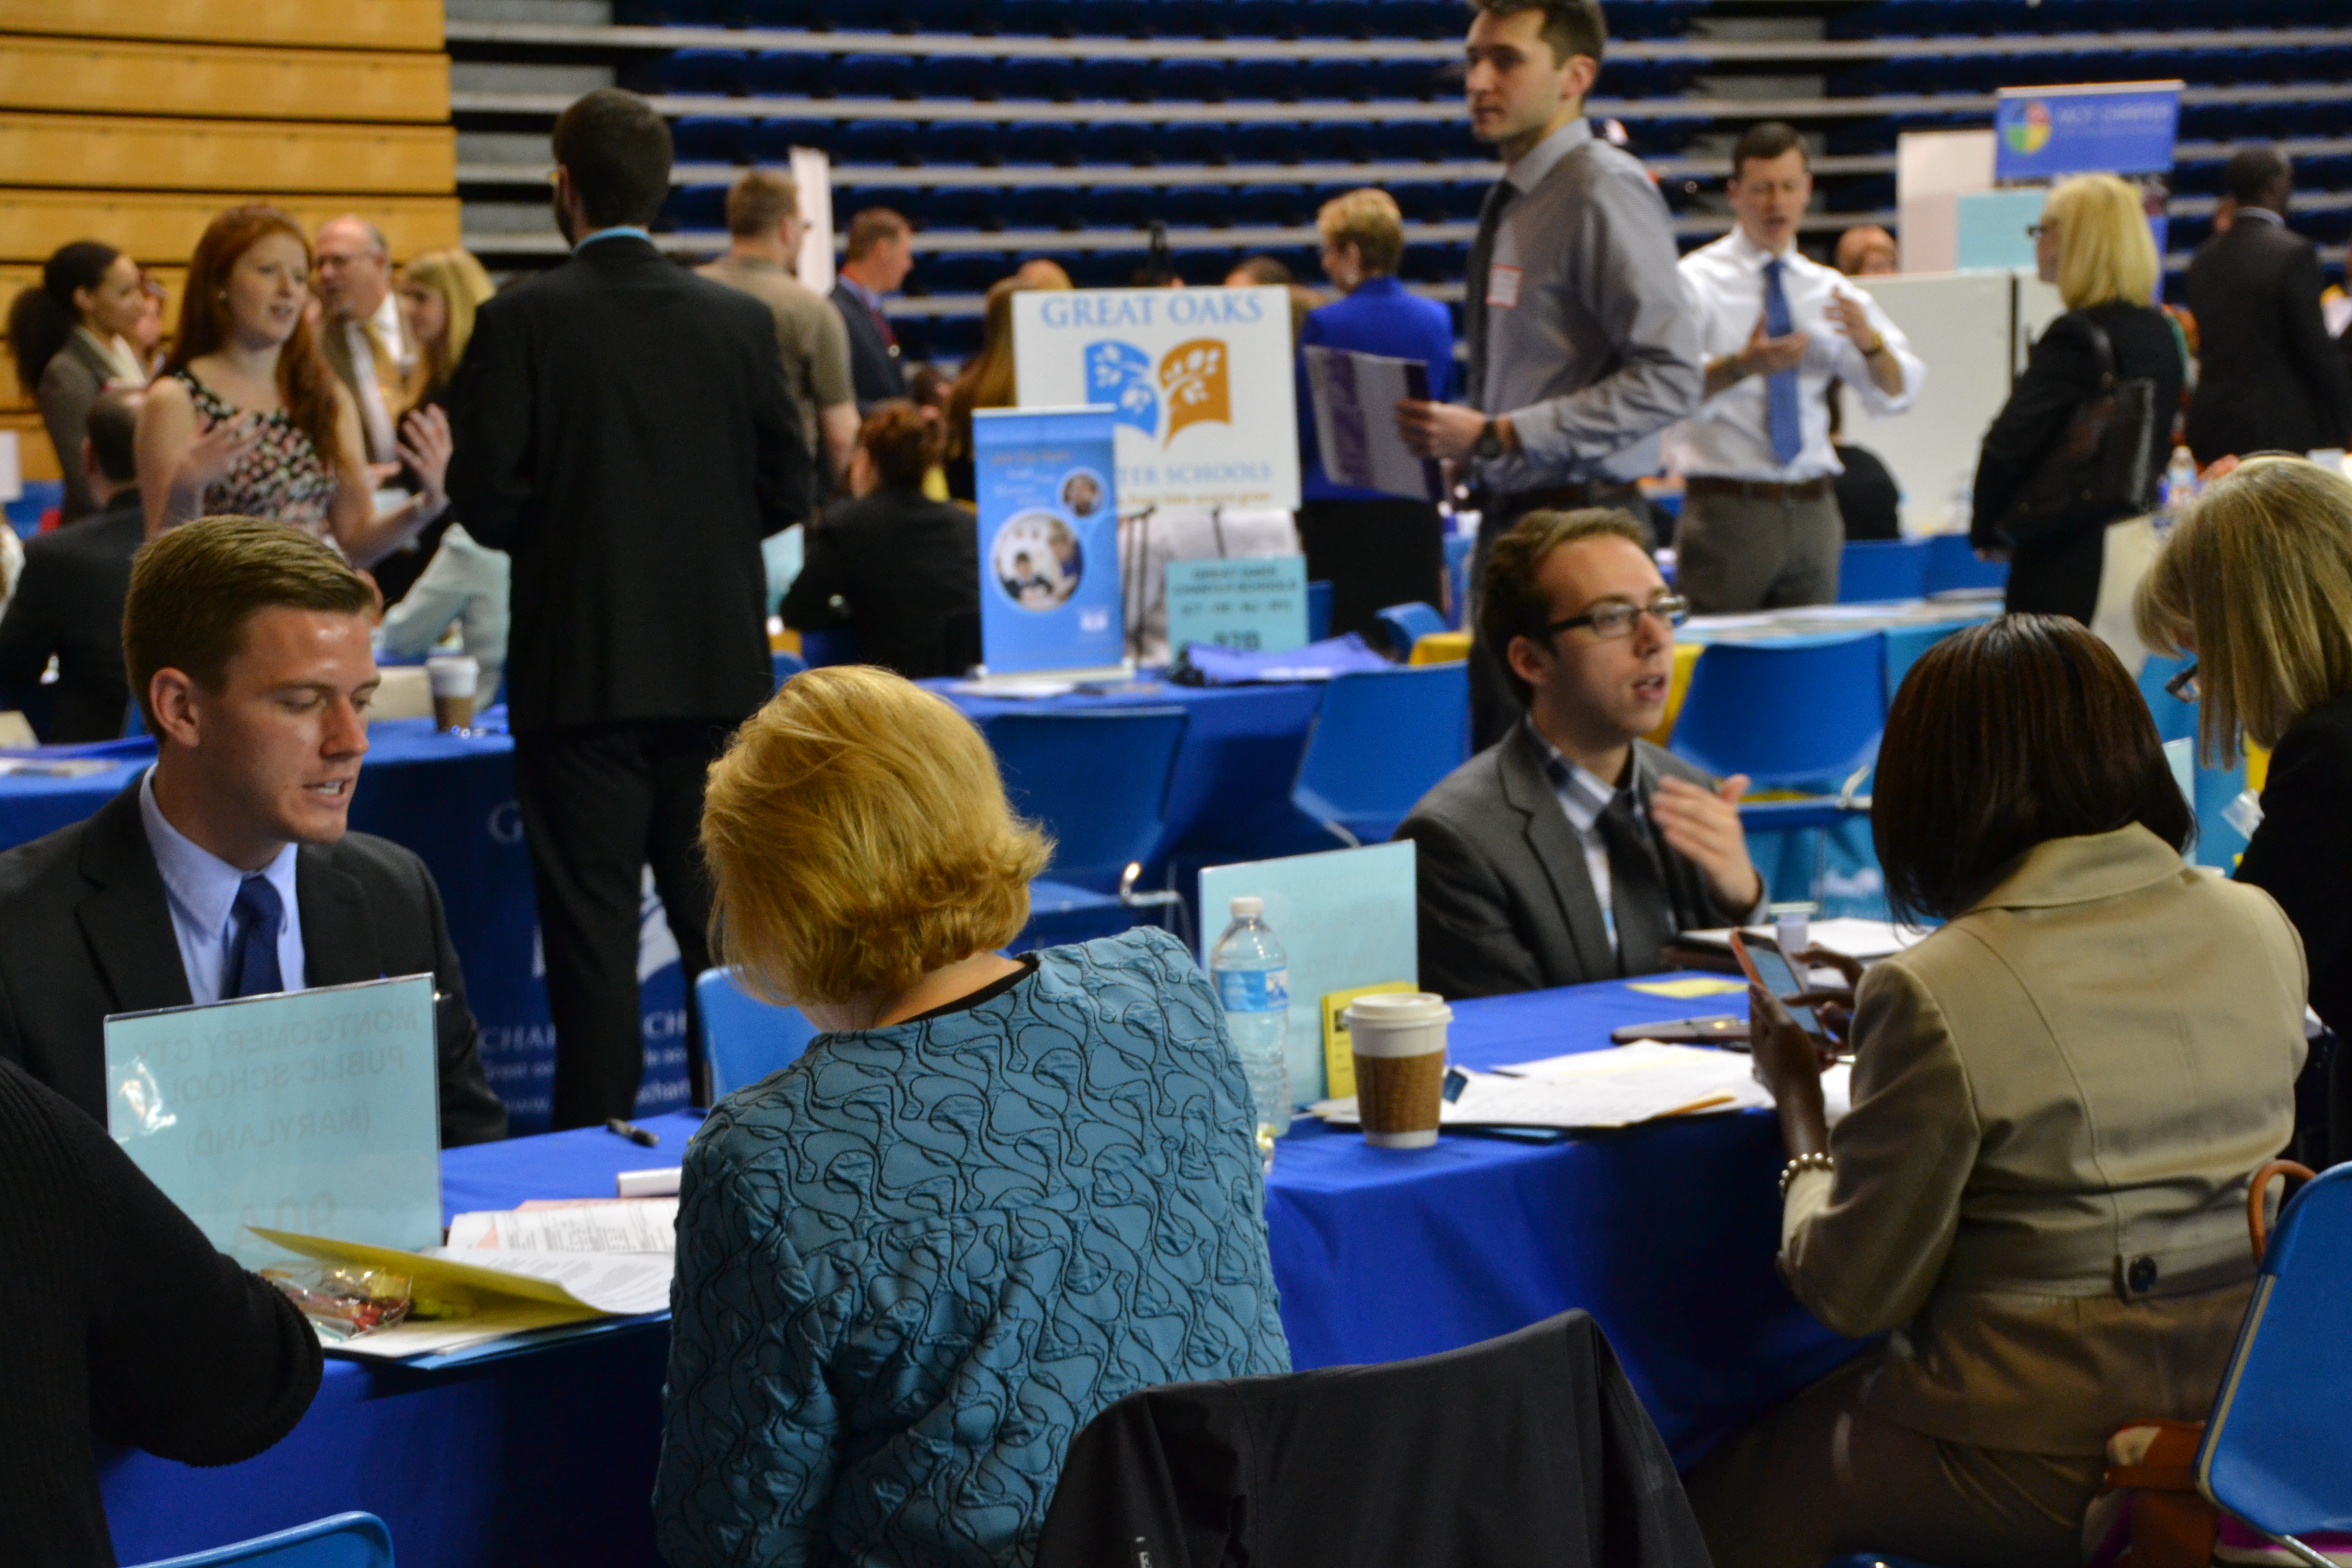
left=573, top=226, right=651, bottom=251
left=137, top=768, right=306, bottom=1006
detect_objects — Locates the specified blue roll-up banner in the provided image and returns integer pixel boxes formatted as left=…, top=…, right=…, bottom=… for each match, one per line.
left=974, top=405, right=1127, bottom=676
left=1992, top=80, right=2181, bottom=256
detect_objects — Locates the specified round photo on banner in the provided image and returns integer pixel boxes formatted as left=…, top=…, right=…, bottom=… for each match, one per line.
left=992, top=511, right=1084, bottom=612
left=1060, top=467, right=1106, bottom=519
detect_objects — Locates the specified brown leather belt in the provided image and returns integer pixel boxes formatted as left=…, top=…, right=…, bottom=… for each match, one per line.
left=1685, top=475, right=1833, bottom=503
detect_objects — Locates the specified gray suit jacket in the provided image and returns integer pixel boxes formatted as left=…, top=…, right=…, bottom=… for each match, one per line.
left=36, top=332, right=122, bottom=524
left=1394, top=725, right=1752, bottom=999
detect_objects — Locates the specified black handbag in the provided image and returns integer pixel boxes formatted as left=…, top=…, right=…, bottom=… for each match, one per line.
left=1998, top=312, right=2162, bottom=545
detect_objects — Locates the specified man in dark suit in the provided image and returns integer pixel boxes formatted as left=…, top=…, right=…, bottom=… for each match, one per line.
left=830, top=207, right=914, bottom=412
left=448, top=89, right=811, bottom=1127
left=2185, top=145, right=2352, bottom=465
left=1394, top=507, right=1766, bottom=999
left=0, top=387, right=145, bottom=741
left=781, top=401, right=979, bottom=679
left=0, top=516, right=506, bottom=1145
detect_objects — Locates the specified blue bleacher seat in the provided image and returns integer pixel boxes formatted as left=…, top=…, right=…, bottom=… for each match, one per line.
left=746, top=51, right=827, bottom=95
left=1157, top=58, right=1226, bottom=100
left=1228, top=0, right=1301, bottom=35
left=1292, top=664, right=1472, bottom=847
left=1301, top=0, right=1374, bottom=37
left=639, top=48, right=748, bottom=95
left=133, top=1511, right=393, bottom=1568
left=997, top=0, right=1074, bottom=31
left=1385, top=180, right=1450, bottom=224
left=1301, top=58, right=1371, bottom=100
left=663, top=183, right=728, bottom=230
left=922, top=251, right=1010, bottom=292
left=1075, top=56, right=1148, bottom=100
left=976, top=707, right=1191, bottom=944
left=1233, top=183, right=1309, bottom=226
left=1001, top=55, right=1077, bottom=100
left=1155, top=122, right=1229, bottom=165
left=1071, top=0, right=1146, bottom=34
left=916, top=120, right=1001, bottom=165
left=840, top=183, right=924, bottom=227
left=1160, top=186, right=1234, bottom=228
left=832, top=119, right=921, bottom=164
left=921, top=55, right=999, bottom=100
left=1374, top=601, right=1448, bottom=658
left=1231, top=122, right=1297, bottom=163
left=672, top=115, right=751, bottom=162
left=1004, top=185, right=1081, bottom=229
left=908, top=0, right=989, bottom=27
left=1670, top=633, right=1888, bottom=790
left=1069, top=250, right=1148, bottom=287
left=1089, top=121, right=1154, bottom=163
left=1154, top=0, right=1221, bottom=37
left=926, top=188, right=999, bottom=229
left=835, top=54, right=917, bottom=99
left=1085, top=185, right=1158, bottom=227
left=695, top=967, right=819, bottom=1101
left=1372, top=58, right=1446, bottom=100
left=1003, top=120, right=1080, bottom=164
left=1376, top=0, right=1453, bottom=37
left=1228, top=58, right=1298, bottom=101
left=747, top=118, right=834, bottom=159
left=1302, top=121, right=1375, bottom=162
left=1837, top=539, right=1931, bottom=603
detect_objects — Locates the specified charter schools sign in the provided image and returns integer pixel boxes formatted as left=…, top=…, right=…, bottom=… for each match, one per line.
left=1013, top=285, right=1301, bottom=513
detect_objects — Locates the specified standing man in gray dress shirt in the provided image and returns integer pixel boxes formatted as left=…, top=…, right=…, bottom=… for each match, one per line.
left=1398, top=0, right=1703, bottom=748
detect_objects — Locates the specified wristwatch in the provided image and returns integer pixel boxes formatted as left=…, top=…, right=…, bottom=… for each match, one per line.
left=1473, top=418, right=1504, bottom=461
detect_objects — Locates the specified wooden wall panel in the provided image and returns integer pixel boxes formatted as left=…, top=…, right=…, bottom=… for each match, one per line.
left=5, top=192, right=460, bottom=265
left=4, top=411, right=62, bottom=482
left=0, top=38, right=450, bottom=124
left=0, top=115, right=454, bottom=195
left=0, top=0, right=443, bottom=51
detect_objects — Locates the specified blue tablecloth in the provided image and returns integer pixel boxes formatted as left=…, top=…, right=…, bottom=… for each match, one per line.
left=99, top=977, right=1858, bottom=1563
left=0, top=720, right=687, bottom=1136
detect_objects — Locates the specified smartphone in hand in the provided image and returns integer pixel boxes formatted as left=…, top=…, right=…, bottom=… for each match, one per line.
left=1728, top=930, right=1833, bottom=1044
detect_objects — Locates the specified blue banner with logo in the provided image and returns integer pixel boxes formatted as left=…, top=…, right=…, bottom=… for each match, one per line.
left=974, top=405, right=1127, bottom=675
left=1994, top=83, right=2181, bottom=181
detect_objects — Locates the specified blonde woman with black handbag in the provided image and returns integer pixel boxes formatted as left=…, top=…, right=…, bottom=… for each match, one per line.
left=1970, top=174, right=2183, bottom=624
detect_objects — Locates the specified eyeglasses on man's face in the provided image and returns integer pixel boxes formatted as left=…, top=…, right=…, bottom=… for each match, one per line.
left=2165, top=662, right=2199, bottom=703
left=1545, top=595, right=1689, bottom=642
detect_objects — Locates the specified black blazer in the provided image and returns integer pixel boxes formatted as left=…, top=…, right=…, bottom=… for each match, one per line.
left=1393, top=726, right=1752, bottom=1000
left=779, top=487, right=981, bottom=680
left=1970, top=303, right=2185, bottom=622
left=1034, top=1311, right=1710, bottom=1568
left=447, top=236, right=811, bottom=732
left=2238, top=691, right=2352, bottom=1038
left=0, top=488, right=142, bottom=742
left=830, top=280, right=906, bottom=412
left=0, top=785, right=508, bottom=1147
left=2184, top=215, right=2352, bottom=465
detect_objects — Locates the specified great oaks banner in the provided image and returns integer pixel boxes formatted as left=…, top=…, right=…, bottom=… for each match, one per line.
left=1013, top=285, right=1302, bottom=513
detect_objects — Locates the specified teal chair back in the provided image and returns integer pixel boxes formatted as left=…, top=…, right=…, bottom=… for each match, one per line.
left=133, top=1513, right=392, bottom=1568
left=1293, top=663, right=1470, bottom=847
left=1669, top=634, right=1886, bottom=790
left=696, top=966, right=819, bottom=1101
left=1835, top=539, right=1930, bottom=603
left=1373, top=601, right=1448, bottom=659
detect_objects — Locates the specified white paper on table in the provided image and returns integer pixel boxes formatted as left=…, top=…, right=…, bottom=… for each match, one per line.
left=1302, top=345, right=1440, bottom=501
left=414, top=1245, right=676, bottom=1316
left=1678, top=918, right=1931, bottom=962
left=326, top=1296, right=602, bottom=1360
left=1310, top=1043, right=1851, bottom=1131
left=446, top=1198, right=677, bottom=1255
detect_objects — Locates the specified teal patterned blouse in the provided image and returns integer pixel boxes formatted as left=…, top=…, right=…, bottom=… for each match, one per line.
left=653, top=927, right=1291, bottom=1567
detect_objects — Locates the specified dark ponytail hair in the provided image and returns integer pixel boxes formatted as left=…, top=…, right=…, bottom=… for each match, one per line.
left=7, top=240, right=121, bottom=394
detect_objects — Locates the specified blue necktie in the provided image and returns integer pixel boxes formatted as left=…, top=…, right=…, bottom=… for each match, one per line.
left=228, top=875, right=285, bottom=999
left=1761, top=258, right=1804, bottom=467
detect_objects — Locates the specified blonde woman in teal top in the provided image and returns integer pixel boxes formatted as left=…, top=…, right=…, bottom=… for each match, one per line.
left=656, top=666, right=1289, bottom=1568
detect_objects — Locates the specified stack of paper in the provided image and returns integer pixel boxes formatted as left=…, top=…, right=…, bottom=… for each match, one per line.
left=1678, top=918, right=1930, bottom=963
left=446, top=1197, right=676, bottom=1254
left=1309, top=1042, right=1852, bottom=1133
left=253, top=1226, right=675, bottom=1367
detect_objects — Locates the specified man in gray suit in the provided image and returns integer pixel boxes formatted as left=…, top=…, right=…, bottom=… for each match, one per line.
left=1395, top=508, right=1766, bottom=999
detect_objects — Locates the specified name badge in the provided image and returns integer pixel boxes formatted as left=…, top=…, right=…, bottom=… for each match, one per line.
left=1486, top=265, right=1523, bottom=310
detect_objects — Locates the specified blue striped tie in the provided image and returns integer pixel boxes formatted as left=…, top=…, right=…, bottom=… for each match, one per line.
left=1761, top=258, right=1804, bottom=467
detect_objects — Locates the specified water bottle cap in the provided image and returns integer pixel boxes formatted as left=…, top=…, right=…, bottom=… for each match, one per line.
left=1230, top=896, right=1264, bottom=918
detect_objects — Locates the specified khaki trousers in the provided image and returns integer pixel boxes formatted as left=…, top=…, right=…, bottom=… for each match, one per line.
left=1674, top=487, right=1844, bottom=614
left=1682, top=1354, right=2104, bottom=1568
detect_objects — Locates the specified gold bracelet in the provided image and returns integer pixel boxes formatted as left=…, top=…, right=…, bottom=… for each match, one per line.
left=1778, top=1150, right=1834, bottom=1197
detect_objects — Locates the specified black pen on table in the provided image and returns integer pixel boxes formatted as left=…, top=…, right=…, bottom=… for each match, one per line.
left=605, top=1117, right=658, bottom=1147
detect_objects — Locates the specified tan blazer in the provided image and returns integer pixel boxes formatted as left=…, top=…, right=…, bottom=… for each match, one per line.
left=1782, top=825, right=2307, bottom=1455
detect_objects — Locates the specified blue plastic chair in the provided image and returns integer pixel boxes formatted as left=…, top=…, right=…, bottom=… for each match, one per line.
left=695, top=966, right=820, bottom=1100
left=1835, top=538, right=1931, bottom=603
left=1373, top=600, right=1447, bottom=660
left=2196, top=1162, right=2352, bottom=1558
left=1669, top=634, right=1888, bottom=790
left=1921, top=532, right=2008, bottom=596
left=977, top=707, right=1190, bottom=944
left=798, top=627, right=861, bottom=668
left=132, top=1512, right=392, bottom=1568
left=1306, top=580, right=1333, bottom=643
left=1292, top=663, right=1471, bottom=846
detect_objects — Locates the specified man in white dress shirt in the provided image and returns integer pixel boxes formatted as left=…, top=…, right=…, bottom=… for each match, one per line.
left=314, top=216, right=413, bottom=468
left=1667, top=122, right=1926, bottom=612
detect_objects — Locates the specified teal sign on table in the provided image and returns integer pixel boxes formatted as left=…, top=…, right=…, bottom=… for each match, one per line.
left=105, top=974, right=442, bottom=1269
left=974, top=404, right=1126, bottom=676
left=1166, top=553, right=1310, bottom=656
left=1199, top=840, right=1417, bottom=1103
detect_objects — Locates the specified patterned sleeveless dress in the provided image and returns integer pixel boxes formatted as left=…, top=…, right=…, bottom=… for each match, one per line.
left=172, top=370, right=337, bottom=537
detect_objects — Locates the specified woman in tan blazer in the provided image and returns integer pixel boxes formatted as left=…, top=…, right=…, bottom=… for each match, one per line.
left=1687, top=615, right=2308, bottom=1568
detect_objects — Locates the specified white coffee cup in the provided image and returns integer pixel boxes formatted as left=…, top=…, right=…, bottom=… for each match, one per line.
left=1343, top=991, right=1453, bottom=1148
left=425, top=654, right=480, bottom=732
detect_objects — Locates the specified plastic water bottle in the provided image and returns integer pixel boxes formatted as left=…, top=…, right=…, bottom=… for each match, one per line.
left=2164, top=445, right=2199, bottom=511
left=1211, top=896, right=1292, bottom=1172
